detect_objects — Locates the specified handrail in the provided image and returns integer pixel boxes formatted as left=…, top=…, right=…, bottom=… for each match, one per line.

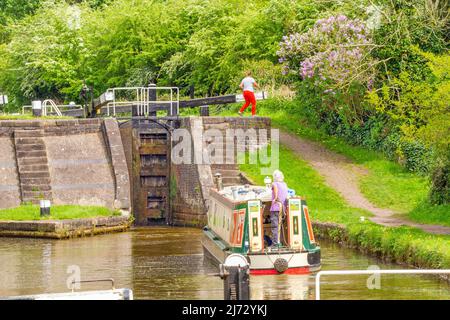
left=42, top=99, right=62, bottom=116
left=22, top=104, right=83, bottom=114
left=315, top=269, right=450, bottom=300
left=70, top=278, right=115, bottom=292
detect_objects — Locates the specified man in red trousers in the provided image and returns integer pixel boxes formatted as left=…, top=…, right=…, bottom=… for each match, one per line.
left=238, top=71, right=259, bottom=116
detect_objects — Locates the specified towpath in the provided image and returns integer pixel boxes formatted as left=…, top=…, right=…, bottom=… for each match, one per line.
left=279, top=130, right=450, bottom=235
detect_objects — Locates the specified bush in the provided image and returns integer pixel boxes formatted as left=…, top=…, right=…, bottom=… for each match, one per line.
left=429, top=156, right=450, bottom=205
left=398, top=139, right=434, bottom=174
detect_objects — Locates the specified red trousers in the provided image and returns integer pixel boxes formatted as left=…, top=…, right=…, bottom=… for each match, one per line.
left=239, top=90, right=257, bottom=115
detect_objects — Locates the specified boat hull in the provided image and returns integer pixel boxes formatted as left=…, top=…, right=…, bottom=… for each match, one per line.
left=202, top=232, right=321, bottom=275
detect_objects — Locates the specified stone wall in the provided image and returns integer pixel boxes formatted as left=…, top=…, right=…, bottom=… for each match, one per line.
left=171, top=116, right=271, bottom=227
left=0, top=119, right=130, bottom=210
left=0, top=137, right=21, bottom=209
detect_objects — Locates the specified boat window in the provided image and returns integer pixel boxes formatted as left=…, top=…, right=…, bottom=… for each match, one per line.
left=293, top=216, right=299, bottom=235
left=252, top=218, right=258, bottom=237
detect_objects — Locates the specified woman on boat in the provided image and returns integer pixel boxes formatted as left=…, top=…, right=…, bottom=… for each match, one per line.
left=270, top=170, right=288, bottom=248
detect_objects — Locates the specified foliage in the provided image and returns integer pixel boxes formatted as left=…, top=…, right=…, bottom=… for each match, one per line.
left=429, top=155, right=450, bottom=205
left=0, top=0, right=448, bottom=203
left=278, top=14, right=376, bottom=90
left=223, top=98, right=449, bottom=225
left=0, top=2, right=90, bottom=109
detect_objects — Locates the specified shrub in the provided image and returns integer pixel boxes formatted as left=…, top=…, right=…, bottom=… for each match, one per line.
left=429, top=155, right=450, bottom=205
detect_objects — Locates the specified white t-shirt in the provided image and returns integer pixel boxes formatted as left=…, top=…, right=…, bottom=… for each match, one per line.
left=241, top=77, right=256, bottom=92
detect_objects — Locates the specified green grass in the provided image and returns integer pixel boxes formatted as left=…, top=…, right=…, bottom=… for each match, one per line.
left=0, top=205, right=120, bottom=221
left=241, top=145, right=371, bottom=224
left=221, top=99, right=450, bottom=227
left=240, top=145, right=450, bottom=269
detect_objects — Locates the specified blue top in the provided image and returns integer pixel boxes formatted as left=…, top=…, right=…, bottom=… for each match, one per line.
left=270, top=181, right=288, bottom=212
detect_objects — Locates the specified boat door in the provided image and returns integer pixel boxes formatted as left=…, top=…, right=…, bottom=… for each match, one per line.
left=287, top=198, right=303, bottom=250
left=247, top=200, right=263, bottom=252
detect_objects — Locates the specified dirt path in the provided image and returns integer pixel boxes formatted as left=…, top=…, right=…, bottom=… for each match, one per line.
left=279, top=131, right=450, bottom=235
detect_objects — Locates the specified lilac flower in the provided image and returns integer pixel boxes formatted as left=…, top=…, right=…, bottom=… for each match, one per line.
left=277, top=14, right=375, bottom=88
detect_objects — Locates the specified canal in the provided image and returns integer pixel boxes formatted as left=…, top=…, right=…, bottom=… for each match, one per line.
left=0, top=227, right=449, bottom=300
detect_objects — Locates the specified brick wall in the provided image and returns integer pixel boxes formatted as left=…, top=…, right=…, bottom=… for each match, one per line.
left=170, top=116, right=271, bottom=227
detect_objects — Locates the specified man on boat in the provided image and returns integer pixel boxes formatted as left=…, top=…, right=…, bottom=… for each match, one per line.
left=270, top=170, right=288, bottom=248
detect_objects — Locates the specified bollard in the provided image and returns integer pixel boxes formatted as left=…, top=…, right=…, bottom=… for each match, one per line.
left=40, top=200, right=51, bottom=217
left=220, top=254, right=250, bottom=300
left=214, top=173, right=223, bottom=191
left=32, top=100, right=42, bottom=117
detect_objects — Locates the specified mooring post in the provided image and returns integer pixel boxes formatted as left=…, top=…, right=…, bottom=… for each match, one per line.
left=32, top=100, right=42, bottom=117
left=39, top=200, right=51, bottom=217
left=200, top=105, right=209, bottom=117
left=220, top=254, right=250, bottom=300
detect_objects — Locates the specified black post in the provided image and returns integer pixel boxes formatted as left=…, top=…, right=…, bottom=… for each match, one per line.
left=221, top=265, right=250, bottom=300
left=189, top=85, right=195, bottom=99
left=148, top=83, right=157, bottom=117
left=200, top=105, right=209, bottom=117
left=40, top=200, right=51, bottom=217
left=88, top=85, right=94, bottom=118
left=80, top=80, right=90, bottom=118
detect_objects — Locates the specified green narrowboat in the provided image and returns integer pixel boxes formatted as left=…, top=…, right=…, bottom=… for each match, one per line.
left=202, top=185, right=321, bottom=275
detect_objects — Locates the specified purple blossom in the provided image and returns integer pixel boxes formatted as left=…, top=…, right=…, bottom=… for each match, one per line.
left=277, top=14, right=375, bottom=89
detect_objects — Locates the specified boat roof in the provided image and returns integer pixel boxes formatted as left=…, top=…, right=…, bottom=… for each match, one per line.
left=215, top=185, right=272, bottom=203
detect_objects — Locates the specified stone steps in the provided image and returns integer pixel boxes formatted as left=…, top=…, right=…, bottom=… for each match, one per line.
left=205, top=121, right=245, bottom=187
left=14, top=130, right=52, bottom=204
left=17, top=157, right=48, bottom=166
left=212, top=168, right=240, bottom=178
left=15, top=144, right=46, bottom=152
left=18, top=164, right=50, bottom=173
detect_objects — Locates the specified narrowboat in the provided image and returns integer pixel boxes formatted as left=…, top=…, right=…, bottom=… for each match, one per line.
left=202, top=184, right=321, bottom=275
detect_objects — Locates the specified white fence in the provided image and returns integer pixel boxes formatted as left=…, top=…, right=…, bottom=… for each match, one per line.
left=315, top=269, right=450, bottom=300
left=104, top=86, right=179, bottom=116
left=22, top=102, right=83, bottom=115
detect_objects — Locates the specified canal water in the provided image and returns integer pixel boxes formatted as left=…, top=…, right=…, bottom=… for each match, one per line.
left=0, top=227, right=449, bottom=300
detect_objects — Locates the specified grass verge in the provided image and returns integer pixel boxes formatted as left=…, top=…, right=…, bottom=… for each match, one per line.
left=221, top=98, right=449, bottom=227
left=0, top=205, right=120, bottom=221
left=240, top=145, right=450, bottom=269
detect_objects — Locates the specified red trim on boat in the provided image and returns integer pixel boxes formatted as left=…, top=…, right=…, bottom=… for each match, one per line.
left=250, top=267, right=311, bottom=275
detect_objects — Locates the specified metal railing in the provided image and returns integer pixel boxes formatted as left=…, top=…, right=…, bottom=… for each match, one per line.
left=22, top=103, right=83, bottom=116
left=315, top=269, right=450, bottom=300
left=105, top=86, right=179, bottom=117
left=42, top=99, right=62, bottom=116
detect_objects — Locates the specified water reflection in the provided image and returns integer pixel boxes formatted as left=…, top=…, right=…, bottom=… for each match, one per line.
left=0, top=227, right=449, bottom=300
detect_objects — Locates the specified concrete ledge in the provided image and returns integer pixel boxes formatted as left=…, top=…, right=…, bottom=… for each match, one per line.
left=102, top=118, right=131, bottom=210
left=0, top=119, right=102, bottom=137
left=0, top=215, right=132, bottom=239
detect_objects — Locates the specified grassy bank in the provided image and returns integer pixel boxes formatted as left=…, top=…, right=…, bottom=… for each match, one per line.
left=221, top=99, right=449, bottom=227
left=240, top=145, right=450, bottom=269
left=0, top=205, right=120, bottom=221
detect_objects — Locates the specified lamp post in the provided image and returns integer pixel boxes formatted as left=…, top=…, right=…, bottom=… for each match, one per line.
left=80, top=80, right=91, bottom=118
